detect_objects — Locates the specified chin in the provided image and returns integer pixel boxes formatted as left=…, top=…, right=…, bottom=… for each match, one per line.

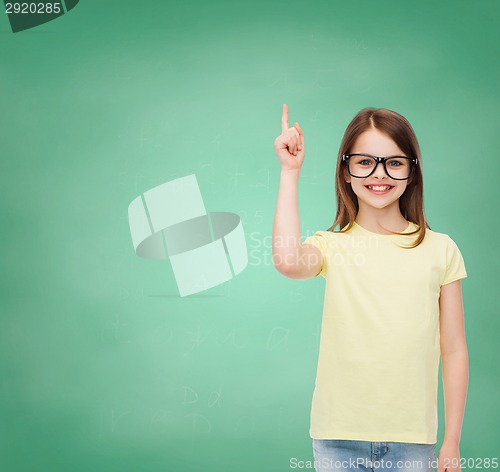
left=356, top=194, right=402, bottom=209
left=362, top=201, right=394, bottom=210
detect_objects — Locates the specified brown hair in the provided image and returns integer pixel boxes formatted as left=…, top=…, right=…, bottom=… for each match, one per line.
left=326, top=107, right=430, bottom=248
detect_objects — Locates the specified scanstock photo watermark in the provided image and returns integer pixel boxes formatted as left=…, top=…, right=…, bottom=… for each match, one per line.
left=289, top=456, right=499, bottom=470
left=249, top=231, right=381, bottom=271
left=3, top=1, right=79, bottom=33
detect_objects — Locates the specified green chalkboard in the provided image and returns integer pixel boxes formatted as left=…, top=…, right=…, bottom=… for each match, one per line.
left=1, top=0, right=498, bottom=470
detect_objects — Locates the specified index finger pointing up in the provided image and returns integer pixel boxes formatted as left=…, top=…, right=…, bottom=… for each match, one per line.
left=281, top=103, right=289, bottom=134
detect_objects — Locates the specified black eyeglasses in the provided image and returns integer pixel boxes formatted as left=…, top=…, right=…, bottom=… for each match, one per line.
left=342, top=153, right=418, bottom=180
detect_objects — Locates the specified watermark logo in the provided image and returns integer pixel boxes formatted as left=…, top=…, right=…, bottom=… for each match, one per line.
left=127, top=174, right=248, bottom=297
left=4, top=0, right=79, bottom=33
left=248, top=232, right=380, bottom=273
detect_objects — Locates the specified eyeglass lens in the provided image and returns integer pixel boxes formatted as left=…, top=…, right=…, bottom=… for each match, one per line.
left=348, top=155, right=411, bottom=179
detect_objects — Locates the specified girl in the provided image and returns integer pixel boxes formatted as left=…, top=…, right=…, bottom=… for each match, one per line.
left=272, top=104, right=468, bottom=472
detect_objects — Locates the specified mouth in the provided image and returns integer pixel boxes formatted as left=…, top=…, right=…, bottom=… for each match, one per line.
left=364, top=184, right=394, bottom=195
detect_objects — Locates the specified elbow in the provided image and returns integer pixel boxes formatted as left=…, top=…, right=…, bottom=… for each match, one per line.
left=272, top=246, right=310, bottom=279
left=440, top=343, right=468, bottom=357
left=273, top=261, right=295, bottom=279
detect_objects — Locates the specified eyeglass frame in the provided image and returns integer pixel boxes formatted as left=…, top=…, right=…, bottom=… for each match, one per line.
left=342, top=153, right=418, bottom=181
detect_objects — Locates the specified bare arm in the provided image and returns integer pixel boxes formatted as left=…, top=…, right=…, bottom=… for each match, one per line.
left=272, top=104, right=322, bottom=280
left=272, top=169, right=322, bottom=279
left=438, top=279, right=468, bottom=472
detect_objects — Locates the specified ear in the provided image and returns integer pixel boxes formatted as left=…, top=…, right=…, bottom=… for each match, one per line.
left=343, top=167, right=351, bottom=184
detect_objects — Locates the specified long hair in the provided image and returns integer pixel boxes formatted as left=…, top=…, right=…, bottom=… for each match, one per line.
left=326, top=107, right=430, bottom=248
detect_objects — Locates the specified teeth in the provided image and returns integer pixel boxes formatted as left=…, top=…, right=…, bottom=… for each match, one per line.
left=367, top=185, right=391, bottom=191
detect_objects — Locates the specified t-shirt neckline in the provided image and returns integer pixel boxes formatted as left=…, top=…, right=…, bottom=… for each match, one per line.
left=352, top=220, right=414, bottom=237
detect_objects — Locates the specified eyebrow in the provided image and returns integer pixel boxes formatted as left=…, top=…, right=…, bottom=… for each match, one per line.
left=349, top=152, right=407, bottom=157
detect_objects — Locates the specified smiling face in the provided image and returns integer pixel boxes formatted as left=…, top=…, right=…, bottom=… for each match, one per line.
left=344, top=128, right=411, bottom=211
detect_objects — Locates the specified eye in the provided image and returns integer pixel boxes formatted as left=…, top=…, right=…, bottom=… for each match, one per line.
left=387, top=158, right=406, bottom=167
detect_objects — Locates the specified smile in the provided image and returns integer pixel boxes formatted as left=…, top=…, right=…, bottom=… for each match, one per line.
left=365, top=185, right=394, bottom=194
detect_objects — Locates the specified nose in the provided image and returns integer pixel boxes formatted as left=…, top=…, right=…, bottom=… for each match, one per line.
left=372, top=161, right=388, bottom=178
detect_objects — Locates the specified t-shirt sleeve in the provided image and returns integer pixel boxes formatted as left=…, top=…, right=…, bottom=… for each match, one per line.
left=301, top=231, right=329, bottom=278
left=440, top=235, right=468, bottom=286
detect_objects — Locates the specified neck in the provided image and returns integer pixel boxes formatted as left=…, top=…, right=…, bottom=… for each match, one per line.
left=355, top=203, right=408, bottom=235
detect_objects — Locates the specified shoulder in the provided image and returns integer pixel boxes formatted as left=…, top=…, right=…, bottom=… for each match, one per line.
left=305, top=229, right=351, bottom=244
left=302, top=229, right=346, bottom=251
left=302, top=229, right=355, bottom=256
left=311, top=229, right=351, bottom=238
left=421, top=227, right=465, bottom=260
left=422, top=227, right=457, bottom=246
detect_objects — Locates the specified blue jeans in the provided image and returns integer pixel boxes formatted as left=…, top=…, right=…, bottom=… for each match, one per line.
left=312, top=439, right=436, bottom=472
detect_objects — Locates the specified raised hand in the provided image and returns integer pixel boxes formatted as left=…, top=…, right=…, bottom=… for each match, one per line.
left=273, top=104, right=305, bottom=172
